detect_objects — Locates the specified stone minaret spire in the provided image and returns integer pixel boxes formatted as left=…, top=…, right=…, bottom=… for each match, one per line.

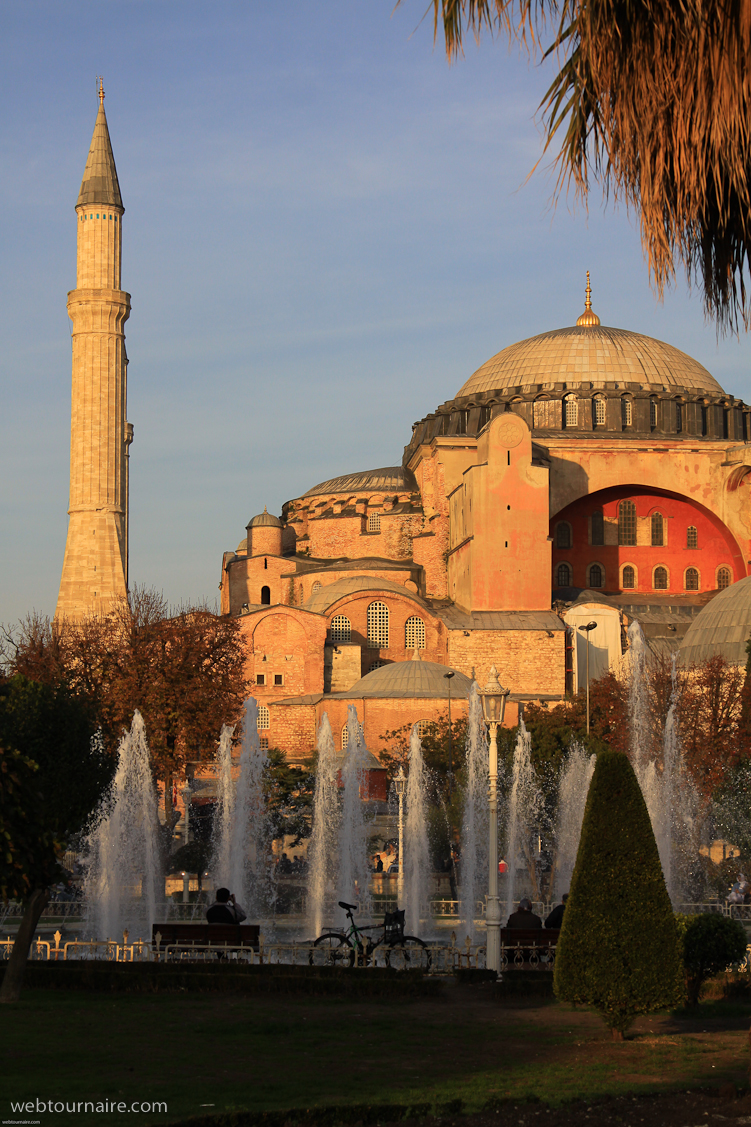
left=55, top=83, right=132, bottom=621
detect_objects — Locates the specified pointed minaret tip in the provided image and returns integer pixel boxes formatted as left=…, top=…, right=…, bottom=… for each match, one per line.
left=77, top=84, right=123, bottom=211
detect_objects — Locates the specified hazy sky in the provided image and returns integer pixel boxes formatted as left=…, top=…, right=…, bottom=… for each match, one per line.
left=2, top=1, right=749, bottom=625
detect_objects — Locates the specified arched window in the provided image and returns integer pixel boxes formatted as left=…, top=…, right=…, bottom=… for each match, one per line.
left=532, top=397, right=549, bottom=429
left=341, top=724, right=349, bottom=750
left=330, top=615, right=351, bottom=643
left=367, top=512, right=381, bottom=532
left=687, top=526, right=698, bottom=549
left=312, top=581, right=322, bottom=593
left=618, top=500, right=636, bottom=545
left=676, top=402, right=683, bottom=433
left=717, top=566, right=732, bottom=590
left=685, top=567, right=699, bottom=591
left=564, top=394, right=579, bottom=427
left=653, top=566, right=668, bottom=590
left=622, top=565, right=635, bottom=589
left=555, top=562, right=572, bottom=588
left=588, top=563, right=603, bottom=589
left=621, top=397, right=633, bottom=427
left=593, top=397, right=606, bottom=426
left=257, top=705, right=269, bottom=731
left=367, top=601, right=389, bottom=648
left=651, top=512, right=664, bottom=547
left=591, top=510, right=604, bottom=546
left=555, top=522, right=572, bottom=549
left=261, top=585, right=271, bottom=605
left=650, top=399, right=658, bottom=428
left=405, top=616, right=425, bottom=650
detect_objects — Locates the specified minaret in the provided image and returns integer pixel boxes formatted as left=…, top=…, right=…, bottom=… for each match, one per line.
left=55, top=82, right=132, bottom=622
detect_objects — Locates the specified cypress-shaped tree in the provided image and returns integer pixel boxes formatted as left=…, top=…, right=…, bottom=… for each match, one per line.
left=553, top=748, right=684, bottom=1038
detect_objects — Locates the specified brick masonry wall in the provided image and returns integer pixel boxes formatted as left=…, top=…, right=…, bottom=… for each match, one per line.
left=447, top=629, right=566, bottom=696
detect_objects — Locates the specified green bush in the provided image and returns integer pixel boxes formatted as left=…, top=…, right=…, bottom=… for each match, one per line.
left=553, top=748, right=684, bottom=1037
left=677, top=912, right=748, bottom=1005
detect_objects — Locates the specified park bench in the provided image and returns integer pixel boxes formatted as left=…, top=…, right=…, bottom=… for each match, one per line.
left=500, top=927, right=560, bottom=967
left=151, top=922, right=260, bottom=959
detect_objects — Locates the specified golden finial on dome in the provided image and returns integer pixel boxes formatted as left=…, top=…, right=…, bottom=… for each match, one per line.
left=576, top=270, right=601, bottom=327
left=97, top=76, right=104, bottom=105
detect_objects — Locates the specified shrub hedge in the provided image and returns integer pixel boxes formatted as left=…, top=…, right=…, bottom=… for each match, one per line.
left=553, top=748, right=684, bottom=1036
left=676, top=912, right=748, bottom=1005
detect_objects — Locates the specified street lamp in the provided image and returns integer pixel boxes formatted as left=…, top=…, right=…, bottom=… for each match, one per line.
left=479, top=665, right=510, bottom=975
left=393, top=766, right=407, bottom=903
left=182, top=778, right=191, bottom=904
left=444, top=671, right=455, bottom=797
left=575, top=622, right=595, bottom=734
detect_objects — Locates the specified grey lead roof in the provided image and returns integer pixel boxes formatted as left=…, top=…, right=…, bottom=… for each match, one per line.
left=332, top=660, right=473, bottom=700
left=77, top=103, right=123, bottom=209
left=679, top=576, right=751, bottom=666
left=434, top=607, right=566, bottom=632
left=303, top=466, right=416, bottom=498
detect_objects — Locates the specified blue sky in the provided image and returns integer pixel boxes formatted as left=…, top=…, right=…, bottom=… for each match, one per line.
left=1, top=1, right=749, bottom=624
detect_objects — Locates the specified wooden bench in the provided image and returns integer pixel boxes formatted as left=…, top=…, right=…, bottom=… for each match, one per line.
left=152, top=922, right=260, bottom=955
left=501, top=927, right=560, bottom=966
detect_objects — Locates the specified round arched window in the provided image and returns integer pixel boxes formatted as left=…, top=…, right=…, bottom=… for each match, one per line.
left=622, top=565, right=635, bottom=589
left=717, top=567, right=732, bottom=590
left=588, top=563, right=603, bottom=588
left=556, top=562, right=571, bottom=588
left=653, top=566, right=668, bottom=590
left=685, top=567, right=699, bottom=591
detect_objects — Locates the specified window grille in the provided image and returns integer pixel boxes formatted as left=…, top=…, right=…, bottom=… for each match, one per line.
left=593, top=397, right=606, bottom=426
left=260, top=737, right=269, bottom=750
left=718, top=567, right=732, bottom=590
left=651, top=512, right=664, bottom=546
left=564, top=395, right=579, bottom=427
left=622, top=565, right=635, bottom=589
left=257, top=705, right=270, bottom=730
left=367, top=512, right=381, bottom=532
left=685, top=567, right=699, bottom=591
left=405, top=616, right=425, bottom=650
left=588, top=563, right=603, bottom=588
left=533, top=398, right=549, bottom=429
left=653, top=566, right=668, bottom=590
left=369, top=660, right=385, bottom=672
left=618, top=500, right=636, bottom=545
left=312, top=581, right=322, bottom=593
left=591, top=510, right=604, bottom=546
left=417, top=719, right=430, bottom=737
left=687, top=526, right=698, bottom=549
left=650, top=399, right=658, bottom=428
left=341, top=724, right=349, bottom=749
left=479, top=406, right=491, bottom=429
left=621, top=398, right=633, bottom=427
left=555, top=562, right=571, bottom=588
left=330, top=615, right=351, bottom=643
left=556, top=522, right=572, bottom=549
left=367, top=601, right=389, bottom=648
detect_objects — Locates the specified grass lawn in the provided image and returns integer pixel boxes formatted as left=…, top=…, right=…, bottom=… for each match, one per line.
left=1, top=983, right=749, bottom=1126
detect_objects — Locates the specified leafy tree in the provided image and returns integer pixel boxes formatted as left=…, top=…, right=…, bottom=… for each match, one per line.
left=263, top=748, right=315, bottom=846
left=412, top=0, right=751, bottom=331
left=554, top=748, right=684, bottom=1037
left=0, top=675, right=115, bottom=1003
left=677, top=912, right=748, bottom=1006
left=380, top=716, right=472, bottom=839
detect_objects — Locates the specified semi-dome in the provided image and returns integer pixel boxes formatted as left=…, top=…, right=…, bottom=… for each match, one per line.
left=304, top=576, right=424, bottom=614
left=247, top=507, right=282, bottom=528
left=303, top=466, right=416, bottom=498
left=457, top=325, right=724, bottom=400
left=333, top=660, right=473, bottom=700
left=679, top=577, right=751, bottom=666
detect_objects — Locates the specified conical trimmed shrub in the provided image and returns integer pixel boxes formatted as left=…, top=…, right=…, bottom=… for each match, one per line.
left=553, top=748, right=684, bottom=1037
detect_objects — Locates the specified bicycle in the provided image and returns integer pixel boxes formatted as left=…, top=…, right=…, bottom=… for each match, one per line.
left=310, top=901, right=431, bottom=970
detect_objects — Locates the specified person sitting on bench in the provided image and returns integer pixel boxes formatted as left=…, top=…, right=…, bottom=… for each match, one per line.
left=206, top=887, right=247, bottom=924
left=506, top=897, right=542, bottom=929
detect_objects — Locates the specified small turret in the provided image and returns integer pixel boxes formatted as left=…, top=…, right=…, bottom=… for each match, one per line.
left=246, top=507, right=283, bottom=557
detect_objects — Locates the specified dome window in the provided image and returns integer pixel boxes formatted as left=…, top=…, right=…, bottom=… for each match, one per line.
left=533, top=397, right=551, bottom=429
left=555, top=521, right=572, bottom=549
left=367, top=512, right=381, bottom=533
left=593, top=397, right=606, bottom=426
left=257, top=705, right=270, bottom=731
left=653, top=566, right=668, bottom=590
left=588, top=563, right=604, bottom=588
left=564, top=394, right=579, bottom=428
left=330, top=615, right=351, bottom=643
left=650, top=399, right=658, bottom=428
left=651, top=512, right=664, bottom=547
left=591, top=510, right=604, bottom=546
left=685, top=567, right=699, bottom=591
left=676, top=402, right=683, bottom=433
left=622, top=565, right=636, bottom=589
left=312, top=581, right=322, bottom=593
left=717, top=566, right=732, bottom=590
left=687, top=526, right=698, bottom=549
left=556, top=562, right=572, bottom=587
left=621, top=397, right=633, bottom=427
left=618, top=500, right=637, bottom=546
left=405, top=616, right=425, bottom=650
left=367, top=601, right=389, bottom=649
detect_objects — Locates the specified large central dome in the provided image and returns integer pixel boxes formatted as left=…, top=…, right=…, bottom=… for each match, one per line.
left=456, top=325, right=724, bottom=399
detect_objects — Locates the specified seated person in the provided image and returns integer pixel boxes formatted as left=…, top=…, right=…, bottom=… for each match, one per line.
left=206, top=887, right=247, bottom=924
left=506, top=897, right=543, bottom=929
left=545, top=893, right=568, bottom=929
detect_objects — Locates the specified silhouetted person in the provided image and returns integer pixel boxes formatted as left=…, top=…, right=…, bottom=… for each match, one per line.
left=506, top=897, right=542, bottom=929
left=206, top=887, right=246, bottom=924
left=545, top=893, right=568, bottom=929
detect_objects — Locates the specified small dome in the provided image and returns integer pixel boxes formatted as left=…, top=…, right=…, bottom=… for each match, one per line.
left=334, top=660, right=472, bottom=700
left=248, top=507, right=282, bottom=529
left=303, top=466, right=416, bottom=498
left=679, top=577, right=751, bottom=666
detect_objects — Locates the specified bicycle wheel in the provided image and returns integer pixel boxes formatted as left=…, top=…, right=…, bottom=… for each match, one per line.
left=386, top=936, right=432, bottom=971
left=309, top=932, right=354, bottom=967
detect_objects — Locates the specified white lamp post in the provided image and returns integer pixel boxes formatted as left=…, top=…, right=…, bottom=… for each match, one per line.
left=394, top=766, right=407, bottom=903
left=182, top=779, right=191, bottom=904
left=479, top=665, right=510, bottom=975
